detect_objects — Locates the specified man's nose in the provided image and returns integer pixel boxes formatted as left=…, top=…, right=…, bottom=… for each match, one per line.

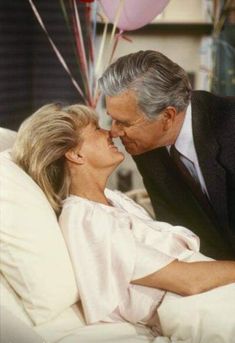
left=110, top=121, right=124, bottom=138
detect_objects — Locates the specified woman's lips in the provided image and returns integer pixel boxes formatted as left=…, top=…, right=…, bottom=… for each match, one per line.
left=108, top=144, right=118, bottom=150
left=108, top=138, right=118, bottom=150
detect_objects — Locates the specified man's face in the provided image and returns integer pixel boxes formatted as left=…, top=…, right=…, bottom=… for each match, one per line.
left=106, top=90, right=168, bottom=155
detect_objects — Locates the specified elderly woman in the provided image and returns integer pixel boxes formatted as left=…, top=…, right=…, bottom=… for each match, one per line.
left=12, top=104, right=235, bottom=339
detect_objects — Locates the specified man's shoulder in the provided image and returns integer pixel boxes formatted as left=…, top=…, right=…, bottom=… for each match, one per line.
left=191, top=91, right=235, bottom=160
left=192, top=90, right=235, bottom=107
left=192, top=90, right=235, bottom=125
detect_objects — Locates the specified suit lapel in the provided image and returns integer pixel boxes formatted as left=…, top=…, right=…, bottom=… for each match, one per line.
left=160, top=147, right=218, bottom=225
left=191, top=92, right=229, bottom=229
left=134, top=143, right=231, bottom=251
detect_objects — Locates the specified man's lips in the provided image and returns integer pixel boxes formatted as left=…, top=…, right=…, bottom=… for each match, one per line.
left=120, top=138, right=132, bottom=146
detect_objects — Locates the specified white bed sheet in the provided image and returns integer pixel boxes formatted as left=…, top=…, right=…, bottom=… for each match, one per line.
left=157, top=283, right=235, bottom=343
left=35, top=254, right=235, bottom=343
left=35, top=281, right=235, bottom=343
left=56, top=323, right=154, bottom=343
left=154, top=252, right=235, bottom=343
left=35, top=302, right=154, bottom=343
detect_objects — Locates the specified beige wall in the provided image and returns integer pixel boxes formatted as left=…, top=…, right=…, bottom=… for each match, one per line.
left=153, top=0, right=211, bottom=23
left=111, top=33, right=202, bottom=88
left=97, top=0, right=212, bottom=88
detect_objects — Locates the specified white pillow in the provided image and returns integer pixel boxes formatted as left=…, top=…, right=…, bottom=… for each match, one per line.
left=0, top=150, right=79, bottom=325
left=0, top=273, right=33, bottom=327
left=0, top=307, right=46, bottom=343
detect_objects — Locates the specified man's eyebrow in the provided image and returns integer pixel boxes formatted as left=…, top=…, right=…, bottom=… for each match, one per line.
left=106, top=112, right=130, bottom=125
left=116, top=119, right=129, bottom=124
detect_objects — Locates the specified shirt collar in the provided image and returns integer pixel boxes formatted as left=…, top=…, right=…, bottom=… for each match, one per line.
left=174, top=103, right=196, bottom=162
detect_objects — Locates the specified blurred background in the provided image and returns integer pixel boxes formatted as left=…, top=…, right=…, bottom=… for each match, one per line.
left=0, top=0, right=234, bottom=198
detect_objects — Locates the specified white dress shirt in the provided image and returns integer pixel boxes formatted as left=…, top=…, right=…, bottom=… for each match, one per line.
left=170, top=104, right=209, bottom=198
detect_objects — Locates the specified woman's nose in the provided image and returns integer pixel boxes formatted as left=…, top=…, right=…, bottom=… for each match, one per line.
left=110, top=120, right=124, bottom=138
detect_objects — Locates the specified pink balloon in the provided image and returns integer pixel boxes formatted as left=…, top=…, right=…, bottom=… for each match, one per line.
left=99, top=0, right=170, bottom=31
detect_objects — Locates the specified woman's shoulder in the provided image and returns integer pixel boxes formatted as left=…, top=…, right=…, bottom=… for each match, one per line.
left=61, top=194, right=109, bottom=218
left=62, top=194, right=94, bottom=208
left=105, top=188, right=152, bottom=220
left=63, top=193, right=120, bottom=212
left=59, top=193, right=132, bottom=238
left=60, top=193, right=125, bottom=226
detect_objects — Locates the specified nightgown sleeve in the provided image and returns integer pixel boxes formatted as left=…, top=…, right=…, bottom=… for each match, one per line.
left=59, top=199, right=136, bottom=324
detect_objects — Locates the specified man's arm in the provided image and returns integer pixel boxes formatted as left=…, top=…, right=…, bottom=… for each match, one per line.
left=132, top=260, right=235, bottom=296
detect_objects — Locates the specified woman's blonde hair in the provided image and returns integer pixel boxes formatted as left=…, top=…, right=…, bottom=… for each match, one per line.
left=12, top=103, right=98, bottom=214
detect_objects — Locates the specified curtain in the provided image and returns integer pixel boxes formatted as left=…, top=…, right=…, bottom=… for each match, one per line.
left=0, top=1, right=86, bottom=130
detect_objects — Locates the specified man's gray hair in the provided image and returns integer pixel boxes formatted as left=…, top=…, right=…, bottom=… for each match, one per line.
left=98, top=50, right=192, bottom=119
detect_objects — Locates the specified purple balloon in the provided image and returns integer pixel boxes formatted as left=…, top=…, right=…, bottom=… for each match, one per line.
left=99, top=0, right=170, bottom=31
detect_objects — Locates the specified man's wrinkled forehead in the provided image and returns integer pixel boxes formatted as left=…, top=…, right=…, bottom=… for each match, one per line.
left=105, top=91, right=142, bottom=120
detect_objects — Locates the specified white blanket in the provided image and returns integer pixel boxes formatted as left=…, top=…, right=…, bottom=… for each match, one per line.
left=34, top=284, right=235, bottom=343
left=155, top=283, right=235, bottom=343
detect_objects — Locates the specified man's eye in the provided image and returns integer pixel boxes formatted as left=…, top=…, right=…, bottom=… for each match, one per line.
left=116, top=121, right=129, bottom=127
left=121, top=122, right=131, bottom=128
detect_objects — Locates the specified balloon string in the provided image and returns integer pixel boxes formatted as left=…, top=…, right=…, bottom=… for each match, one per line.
left=94, top=29, right=128, bottom=108
left=108, top=0, right=125, bottom=49
left=60, top=0, right=85, bottom=88
left=85, top=3, right=96, bottom=100
left=95, top=19, right=108, bottom=77
left=70, top=1, right=88, bottom=99
left=73, top=0, right=93, bottom=106
left=108, top=31, right=132, bottom=66
left=108, top=29, right=124, bottom=65
left=85, top=4, right=94, bottom=64
left=93, top=15, right=109, bottom=103
left=27, top=0, right=87, bottom=104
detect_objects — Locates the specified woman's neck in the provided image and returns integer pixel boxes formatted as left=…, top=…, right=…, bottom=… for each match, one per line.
left=69, top=168, right=111, bottom=206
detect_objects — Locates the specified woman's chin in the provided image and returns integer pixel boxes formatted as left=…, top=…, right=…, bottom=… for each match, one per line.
left=117, top=151, right=125, bottom=163
left=112, top=152, right=125, bottom=169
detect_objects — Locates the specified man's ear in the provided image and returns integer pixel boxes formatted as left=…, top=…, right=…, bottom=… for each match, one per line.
left=65, top=150, right=85, bottom=165
left=161, top=106, right=177, bottom=131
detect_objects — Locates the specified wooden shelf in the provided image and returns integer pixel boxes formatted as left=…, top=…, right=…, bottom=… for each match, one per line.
left=96, top=22, right=213, bottom=35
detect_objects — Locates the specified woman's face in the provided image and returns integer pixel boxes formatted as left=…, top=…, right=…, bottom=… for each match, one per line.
left=78, top=122, right=124, bottom=170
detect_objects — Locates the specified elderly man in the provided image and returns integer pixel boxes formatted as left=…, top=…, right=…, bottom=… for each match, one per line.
left=99, top=50, right=235, bottom=259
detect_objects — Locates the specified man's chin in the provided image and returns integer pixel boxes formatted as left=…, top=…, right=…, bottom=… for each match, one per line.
left=121, top=140, right=146, bottom=155
left=124, top=144, right=157, bottom=156
left=124, top=145, right=142, bottom=156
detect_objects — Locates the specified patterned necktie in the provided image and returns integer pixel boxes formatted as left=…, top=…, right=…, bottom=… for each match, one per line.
left=170, top=145, right=201, bottom=189
left=169, top=145, right=221, bottom=232
left=170, top=145, right=212, bottom=210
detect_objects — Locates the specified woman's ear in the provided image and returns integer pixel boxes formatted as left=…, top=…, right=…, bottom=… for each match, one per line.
left=65, top=150, right=85, bottom=165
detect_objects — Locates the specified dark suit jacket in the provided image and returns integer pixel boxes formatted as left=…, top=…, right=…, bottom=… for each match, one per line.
left=134, top=91, right=235, bottom=259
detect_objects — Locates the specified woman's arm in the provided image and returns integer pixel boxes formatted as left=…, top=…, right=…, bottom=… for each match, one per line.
left=132, top=260, right=235, bottom=296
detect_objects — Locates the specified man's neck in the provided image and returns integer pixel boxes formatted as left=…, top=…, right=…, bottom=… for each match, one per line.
left=169, top=109, right=187, bottom=147
left=174, top=103, right=193, bottom=159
